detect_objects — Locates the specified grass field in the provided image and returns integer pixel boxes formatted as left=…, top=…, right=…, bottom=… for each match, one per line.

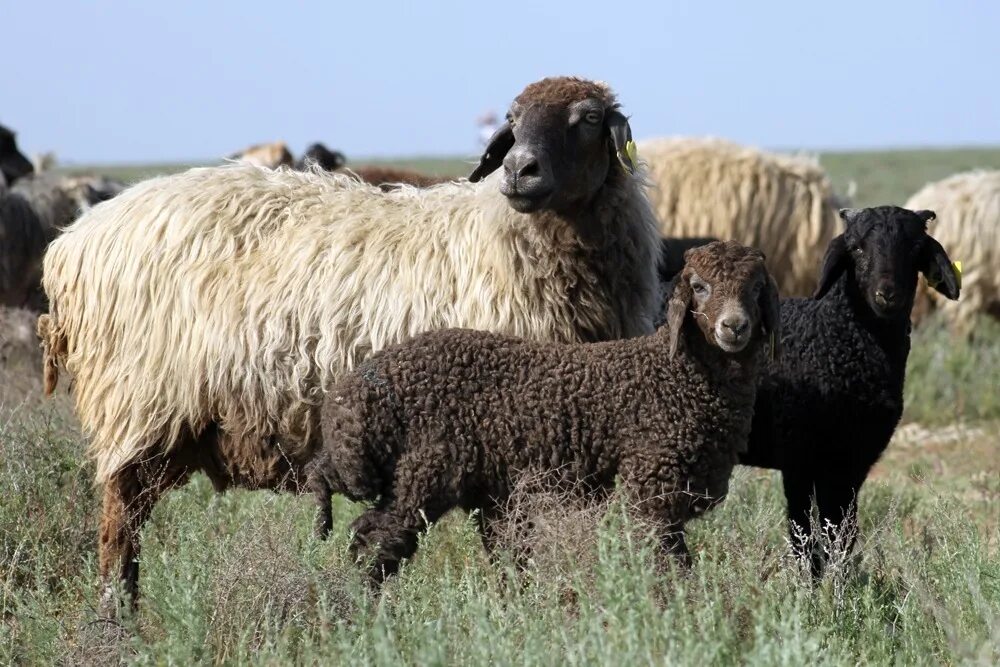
left=4, top=147, right=999, bottom=665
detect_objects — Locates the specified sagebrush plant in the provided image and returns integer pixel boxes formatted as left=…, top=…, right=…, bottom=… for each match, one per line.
left=1, top=279, right=998, bottom=663
left=2, top=389, right=998, bottom=665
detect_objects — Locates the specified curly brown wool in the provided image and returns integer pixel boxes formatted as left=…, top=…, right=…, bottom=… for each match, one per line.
left=311, top=241, right=781, bottom=586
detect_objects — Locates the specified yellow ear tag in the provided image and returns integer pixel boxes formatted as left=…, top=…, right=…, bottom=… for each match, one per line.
left=952, top=261, right=962, bottom=289
left=618, top=140, right=638, bottom=173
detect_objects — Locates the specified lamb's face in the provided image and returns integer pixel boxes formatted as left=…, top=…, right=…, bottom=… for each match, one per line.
left=665, top=241, right=780, bottom=359
left=468, top=77, right=638, bottom=214
left=814, top=207, right=960, bottom=318
left=0, top=125, right=34, bottom=186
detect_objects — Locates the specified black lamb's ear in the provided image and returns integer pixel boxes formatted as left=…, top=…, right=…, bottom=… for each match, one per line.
left=760, top=275, right=781, bottom=361
left=469, top=122, right=514, bottom=182
left=606, top=108, right=636, bottom=174
left=920, top=237, right=960, bottom=300
left=666, top=273, right=693, bottom=359
left=813, top=234, right=848, bottom=300
left=839, top=208, right=863, bottom=226
left=914, top=209, right=936, bottom=223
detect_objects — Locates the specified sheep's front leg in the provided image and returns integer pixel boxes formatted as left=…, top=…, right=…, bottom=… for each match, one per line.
left=98, top=457, right=188, bottom=615
left=619, top=457, right=692, bottom=570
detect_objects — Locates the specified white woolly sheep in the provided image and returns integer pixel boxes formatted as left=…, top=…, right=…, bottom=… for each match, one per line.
left=905, top=170, right=999, bottom=331
left=638, top=136, right=843, bottom=297
left=38, top=76, right=661, bottom=609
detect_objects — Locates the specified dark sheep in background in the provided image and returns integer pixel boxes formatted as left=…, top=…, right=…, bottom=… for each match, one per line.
left=0, top=191, right=47, bottom=309
left=296, top=142, right=346, bottom=171
left=0, top=124, right=34, bottom=186
left=0, top=173, right=124, bottom=310
left=310, top=241, right=780, bottom=586
left=297, top=141, right=450, bottom=190
left=740, top=206, right=961, bottom=576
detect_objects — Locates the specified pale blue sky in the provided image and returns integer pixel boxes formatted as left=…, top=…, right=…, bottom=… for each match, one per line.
left=4, top=1, right=998, bottom=163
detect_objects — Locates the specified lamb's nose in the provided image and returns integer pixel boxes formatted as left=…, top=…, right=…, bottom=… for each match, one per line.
left=874, top=286, right=896, bottom=307
left=721, top=316, right=749, bottom=338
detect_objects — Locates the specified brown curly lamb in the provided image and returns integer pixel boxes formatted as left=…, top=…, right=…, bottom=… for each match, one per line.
left=310, top=241, right=780, bottom=585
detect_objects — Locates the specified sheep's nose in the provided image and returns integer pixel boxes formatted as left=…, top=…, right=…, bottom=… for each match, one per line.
left=503, top=148, right=539, bottom=180
left=874, top=286, right=896, bottom=307
left=721, top=316, right=749, bottom=338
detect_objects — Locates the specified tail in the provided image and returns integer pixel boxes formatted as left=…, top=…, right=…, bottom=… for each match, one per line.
left=36, top=313, right=65, bottom=395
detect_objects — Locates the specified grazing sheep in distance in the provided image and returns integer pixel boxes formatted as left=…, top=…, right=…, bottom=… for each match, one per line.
left=638, top=137, right=843, bottom=297
left=38, top=75, right=662, bottom=608
left=295, top=143, right=346, bottom=171
left=905, top=170, right=998, bottom=331
left=32, top=151, right=58, bottom=173
left=296, top=141, right=450, bottom=190
left=310, top=241, right=780, bottom=585
left=349, top=165, right=451, bottom=190
left=227, top=140, right=295, bottom=168
left=0, top=124, right=34, bottom=186
left=740, top=206, right=960, bottom=576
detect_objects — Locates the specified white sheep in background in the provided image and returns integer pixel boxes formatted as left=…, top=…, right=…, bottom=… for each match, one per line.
left=638, top=136, right=843, bottom=297
left=226, top=140, right=295, bottom=169
left=38, top=76, right=661, bottom=608
left=905, top=170, right=999, bottom=332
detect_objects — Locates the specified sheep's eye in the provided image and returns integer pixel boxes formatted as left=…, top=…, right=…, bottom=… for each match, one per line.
left=851, top=246, right=864, bottom=255
left=692, top=282, right=708, bottom=295
left=584, top=110, right=602, bottom=124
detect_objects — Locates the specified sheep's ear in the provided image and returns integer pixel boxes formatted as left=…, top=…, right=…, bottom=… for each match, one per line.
left=606, top=109, right=637, bottom=175
left=469, top=122, right=514, bottom=182
left=813, top=234, right=848, bottom=300
left=919, top=237, right=961, bottom=300
left=914, top=209, right=936, bottom=223
left=839, top=208, right=863, bottom=226
left=666, top=275, right=693, bottom=359
left=1, top=148, right=34, bottom=183
left=760, top=275, right=781, bottom=361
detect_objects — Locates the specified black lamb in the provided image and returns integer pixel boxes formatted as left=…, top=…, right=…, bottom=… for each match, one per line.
left=741, top=206, right=961, bottom=575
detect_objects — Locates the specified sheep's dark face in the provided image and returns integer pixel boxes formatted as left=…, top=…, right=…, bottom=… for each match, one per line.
left=814, top=207, right=960, bottom=318
left=665, top=241, right=781, bottom=359
left=0, top=125, right=34, bottom=186
left=468, top=77, right=637, bottom=215
left=301, top=143, right=346, bottom=171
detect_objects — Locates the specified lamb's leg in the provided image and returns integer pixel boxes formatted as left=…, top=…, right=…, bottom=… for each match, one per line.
left=98, top=456, right=189, bottom=615
left=349, top=453, right=456, bottom=588
left=813, top=472, right=865, bottom=572
left=781, top=471, right=823, bottom=576
left=619, top=458, right=692, bottom=570
left=660, top=524, right=691, bottom=567
left=475, top=503, right=532, bottom=572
